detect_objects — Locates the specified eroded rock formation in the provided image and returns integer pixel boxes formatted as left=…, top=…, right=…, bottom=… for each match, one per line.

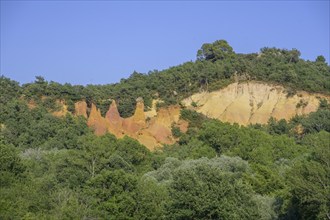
left=122, top=98, right=146, bottom=134
left=146, top=106, right=180, bottom=144
left=105, top=100, right=124, bottom=137
left=78, top=82, right=328, bottom=150
left=87, top=104, right=109, bottom=136
left=80, top=98, right=187, bottom=150
left=183, top=82, right=328, bottom=125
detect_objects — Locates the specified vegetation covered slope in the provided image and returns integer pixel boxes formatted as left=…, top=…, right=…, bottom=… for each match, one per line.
left=0, top=40, right=329, bottom=219
left=2, top=40, right=329, bottom=117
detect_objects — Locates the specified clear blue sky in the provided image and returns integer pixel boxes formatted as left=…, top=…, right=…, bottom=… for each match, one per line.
left=1, top=1, right=329, bottom=85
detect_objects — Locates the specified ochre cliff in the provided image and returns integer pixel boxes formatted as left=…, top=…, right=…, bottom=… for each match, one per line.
left=105, top=100, right=124, bottom=137
left=182, top=82, right=329, bottom=125
left=87, top=104, right=109, bottom=136
left=145, top=106, right=179, bottom=145
left=77, top=82, right=328, bottom=150
left=80, top=98, right=187, bottom=150
left=122, top=98, right=146, bottom=134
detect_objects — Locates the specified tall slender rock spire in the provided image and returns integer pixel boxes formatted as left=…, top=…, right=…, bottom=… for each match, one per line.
left=87, top=103, right=108, bottom=136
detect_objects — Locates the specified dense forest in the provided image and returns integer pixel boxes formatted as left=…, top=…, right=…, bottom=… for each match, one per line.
left=1, top=40, right=330, bottom=219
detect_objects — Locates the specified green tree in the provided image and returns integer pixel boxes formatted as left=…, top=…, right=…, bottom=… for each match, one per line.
left=0, top=76, right=21, bottom=106
left=0, top=140, right=25, bottom=187
left=288, top=131, right=330, bottom=219
left=315, top=55, right=326, bottom=63
left=84, top=169, right=138, bottom=219
left=267, top=117, right=290, bottom=135
left=197, top=40, right=235, bottom=62
left=146, top=156, right=276, bottom=219
left=134, top=177, right=169, bottom=219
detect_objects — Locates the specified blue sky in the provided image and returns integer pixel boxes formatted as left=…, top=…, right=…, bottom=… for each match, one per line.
left=1, top=1, right=329, bottom=85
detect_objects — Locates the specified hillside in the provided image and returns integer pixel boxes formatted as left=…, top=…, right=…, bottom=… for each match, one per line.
left=57, top=81, right=327, bottom=150
left=1, top=40, right=330, bottom=219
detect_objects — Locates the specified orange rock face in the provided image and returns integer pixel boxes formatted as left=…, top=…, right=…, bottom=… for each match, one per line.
left=132, top=98, right=146, bottom=126
left=122, top=99, right=146, bottom=135
left=105, top=100, right=124, bottom=137
left=85, top=99, right=188, bottom=150
left=75, top=101, right=88, bottom=118
left=87, top=104, right=109, bottom=136
left=137, top=130, right=161, bottom=150
left=147, top=121, right=173, bottom=144
left=144, top=105, right=181, bottom=145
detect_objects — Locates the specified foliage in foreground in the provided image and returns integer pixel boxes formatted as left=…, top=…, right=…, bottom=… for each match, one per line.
left=0, top=98, right=329, bottom=219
